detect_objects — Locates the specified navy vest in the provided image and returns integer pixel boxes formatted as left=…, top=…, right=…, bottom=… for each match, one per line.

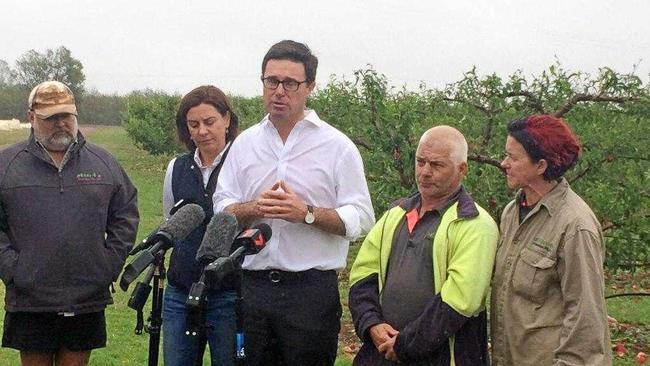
left=167, top=150, right=235, bottom=291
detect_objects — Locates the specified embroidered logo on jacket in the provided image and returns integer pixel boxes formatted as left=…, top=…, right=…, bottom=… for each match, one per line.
left=76, top=172, right=103, bottom=183
left=530, top=237, right=554, bottom=254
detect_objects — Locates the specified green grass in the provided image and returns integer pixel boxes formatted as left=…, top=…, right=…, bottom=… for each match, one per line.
left=606, top=270, right=650, bottom=365
left=1, top=126, right=647, bottom=365
left=608, top=296, right=650, bottom=366
left=0, top=128, right=30, bottom=147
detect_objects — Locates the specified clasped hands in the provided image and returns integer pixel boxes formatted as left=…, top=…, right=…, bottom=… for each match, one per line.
left=370, top=323, right=400, bottom=362
left=256, top=180, right=308, bottom=223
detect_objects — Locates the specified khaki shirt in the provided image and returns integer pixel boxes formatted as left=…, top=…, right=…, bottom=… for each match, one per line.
left=490, top=179, right=612, bottom=365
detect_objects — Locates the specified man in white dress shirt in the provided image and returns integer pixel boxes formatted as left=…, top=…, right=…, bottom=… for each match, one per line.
left=214, top=40, right=375, bottom=365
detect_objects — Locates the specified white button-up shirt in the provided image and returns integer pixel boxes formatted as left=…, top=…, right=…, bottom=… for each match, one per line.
left=214, top=110, right=375, bottom=271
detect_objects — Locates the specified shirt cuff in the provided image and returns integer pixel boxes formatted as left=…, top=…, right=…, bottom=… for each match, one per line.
left=214, top=197, right=240, bottom=214
left=359, top=313, right=384, bottom=343
left=336, top=204, right=361, bottom=240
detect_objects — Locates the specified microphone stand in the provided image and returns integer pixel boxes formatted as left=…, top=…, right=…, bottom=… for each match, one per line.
left=199, top=246, right=248, bottom=365
left=124, top=248, right=169, bottom=366
left=186, top=273, right=209, bottom=366
left=235, top=270, right=245, bottom=366
left=145, top=249, right=167, bottom=366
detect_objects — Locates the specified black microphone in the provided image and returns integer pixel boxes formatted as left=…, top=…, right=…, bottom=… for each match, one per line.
left=195, top=212, right=239, bottom=266
left=203, top=223, right=272, bottom=287
left=185, top=222, right=272, bottom=337
left=233, top=223, right=272, bottom=255
left=120, top=203, right=205, bottom=291
left=130, top=199, right=199, bottom=256
left=185, top=212, right=240, bottom=336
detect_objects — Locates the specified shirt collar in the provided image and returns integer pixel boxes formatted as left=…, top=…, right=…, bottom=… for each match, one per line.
left=399, top=186, right=478, bottom=219
left=261, top=109, right=323, bottom=129
left=192, top=141, right=231, bottom=169
left=516, top=178, right=569, bottom=217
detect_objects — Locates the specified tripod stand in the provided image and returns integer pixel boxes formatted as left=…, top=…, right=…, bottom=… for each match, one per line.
left=185, top=267, right=246, bottom=365
left=126, top=250, right=167, bottom=366
left=146, top=251, right=166, bottom=366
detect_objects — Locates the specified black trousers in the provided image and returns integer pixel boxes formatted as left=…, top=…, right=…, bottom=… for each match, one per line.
left=242, top=269, right=342, bottom=366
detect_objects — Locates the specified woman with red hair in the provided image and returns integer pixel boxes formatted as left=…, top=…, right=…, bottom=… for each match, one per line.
left=490, top=115, right=612, bottom=365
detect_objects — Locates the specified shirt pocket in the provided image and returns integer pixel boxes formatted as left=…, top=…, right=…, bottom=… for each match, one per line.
left=511, top=247, right=557, bottom=304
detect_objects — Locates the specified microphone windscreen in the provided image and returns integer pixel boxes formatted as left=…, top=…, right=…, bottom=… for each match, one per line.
left=195, top=212, right=239, bottom=263
left=160, top=203, right=205, bottom=241
left=169, top=198, right=197, bottom=216
left=252, top=223, right=272, bottom=243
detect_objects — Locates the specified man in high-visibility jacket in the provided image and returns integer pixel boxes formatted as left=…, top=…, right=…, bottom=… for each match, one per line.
left=349, top=125, right=498, bottom=365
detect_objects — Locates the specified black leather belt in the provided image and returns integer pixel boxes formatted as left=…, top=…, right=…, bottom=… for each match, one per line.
left=243, top=269, right=335, bottom=284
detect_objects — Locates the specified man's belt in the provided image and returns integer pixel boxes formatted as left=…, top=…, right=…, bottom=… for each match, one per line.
left=243, top=269, right=336, bottom=284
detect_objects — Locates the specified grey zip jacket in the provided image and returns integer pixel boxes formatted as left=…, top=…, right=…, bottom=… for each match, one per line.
left=0, top=131, right=139, bottom=313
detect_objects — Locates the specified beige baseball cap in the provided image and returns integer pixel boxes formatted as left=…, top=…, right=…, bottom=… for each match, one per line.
left=28, top=81, right=78, bottom=119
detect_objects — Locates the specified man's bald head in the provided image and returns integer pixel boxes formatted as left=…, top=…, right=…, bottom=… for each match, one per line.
left=414, top=125, right=469, bottom=207
left=418, top=125, right=468, bottom=166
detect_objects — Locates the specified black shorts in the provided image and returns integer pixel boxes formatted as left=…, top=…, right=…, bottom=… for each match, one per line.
left=2, top=311, right=107, bottom=352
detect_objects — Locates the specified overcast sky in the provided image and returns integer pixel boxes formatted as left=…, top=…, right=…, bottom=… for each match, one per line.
left=2, top=0, right=649, bottom=97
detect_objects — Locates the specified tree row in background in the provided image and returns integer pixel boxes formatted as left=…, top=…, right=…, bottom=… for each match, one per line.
left=123, top=64, right=649, bottom=271
left=314, top=65, right=649, bottom=271
left=0, top=47, right=126, bottom=125
left=0, top=47, right=263, bottom=126
left=1, top=46, right=647, bottom=270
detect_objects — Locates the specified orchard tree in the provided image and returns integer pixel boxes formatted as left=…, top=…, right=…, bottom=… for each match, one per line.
left=310, top=64, right=649, bottom=270
left=123, top=92, right=265, bottom=155
left=12, top=46, right=85, bottom=98
left=0, top=59, right=13, bottom=86
left=123, top=89, right=182, bottom=155
left=434, top=63, right=649, bottom=269
left=0, top=59, right=23, bottom=119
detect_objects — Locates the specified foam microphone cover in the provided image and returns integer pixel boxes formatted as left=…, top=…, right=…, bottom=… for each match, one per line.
left=195, top=211, right=239, bottom=263
left=160, top=203, right=205, bottom=241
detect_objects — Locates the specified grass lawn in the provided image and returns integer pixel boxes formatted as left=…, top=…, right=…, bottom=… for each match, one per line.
left=0, top=125, right=647, bottom=365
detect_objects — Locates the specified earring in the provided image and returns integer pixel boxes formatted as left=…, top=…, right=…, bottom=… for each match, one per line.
left=225, top=127, right=229, bottom=135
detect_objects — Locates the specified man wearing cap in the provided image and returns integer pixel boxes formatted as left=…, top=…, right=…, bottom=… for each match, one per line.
left=0, top=81, right=139, bottom=365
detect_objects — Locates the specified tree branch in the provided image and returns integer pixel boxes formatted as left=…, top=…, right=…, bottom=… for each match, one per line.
left=481, top=116, right=496, bottom=152
left=468, top=154, right=505, bottom=173
left=605, top=292, right=650, bottom=299
left=602, top=221, right=619, bottom=232
left=351, top=137, right=372, bottom=150
left=398, top=170, right=413, bottom=189
left=441, top=97, right=497, bottom=115
left=568, top=158, right=608, bottom=184
left=608, top=260, right=650, bottom=268
left=504, top=91, right=546, bottom=114
left=553, top=94, right=641, bottom=118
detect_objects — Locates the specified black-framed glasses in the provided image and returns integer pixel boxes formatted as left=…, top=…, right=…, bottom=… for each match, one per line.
left=261, top=77, right=308, bottom=91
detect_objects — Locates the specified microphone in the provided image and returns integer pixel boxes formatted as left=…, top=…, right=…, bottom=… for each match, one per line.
left=203, top=223, right=272, bottom=286
left=130, top=199, right=200, bottom=256
left=232, top=223, right=272, bottom=255
left=120, top=203, right=205, bottom=291
left=185, top=222, right=272, bottom=337
left=169, top=198, right=196, bottom=216
left=185, top=212, right=239, bottom=336
left=195, top=212, right=239, bottom=266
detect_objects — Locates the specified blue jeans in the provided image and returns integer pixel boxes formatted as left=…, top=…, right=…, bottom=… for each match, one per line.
left=162, top=284, right=236, bottom=366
